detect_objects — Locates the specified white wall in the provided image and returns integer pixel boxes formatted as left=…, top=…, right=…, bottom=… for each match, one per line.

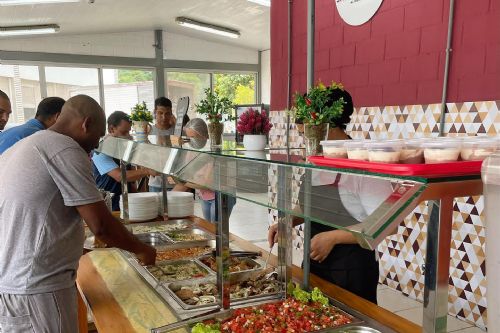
left=0, top=30, right=259, bottom=65
left=0, top=31, right=155, bottom=58
left=260, top=49, right=270, bottom=105
left=163, top=31, right=258, bottom=64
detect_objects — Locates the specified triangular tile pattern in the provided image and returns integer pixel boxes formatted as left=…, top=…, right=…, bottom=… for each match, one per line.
left=269, top=101, right=499, bottom=330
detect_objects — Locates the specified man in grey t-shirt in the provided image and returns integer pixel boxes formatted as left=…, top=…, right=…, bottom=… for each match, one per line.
left=0, top=95, right=156, bottom=333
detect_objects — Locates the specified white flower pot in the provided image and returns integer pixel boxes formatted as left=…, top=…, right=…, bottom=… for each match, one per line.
left=243, top=134, right=267, bottom=151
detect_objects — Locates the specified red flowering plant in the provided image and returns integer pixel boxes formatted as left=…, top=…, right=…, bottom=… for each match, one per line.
left=293, top=81, right=345, bottom=126
left=236, top=108, right=273, bottom=135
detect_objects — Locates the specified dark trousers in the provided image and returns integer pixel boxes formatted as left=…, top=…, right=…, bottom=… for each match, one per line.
left=310, top=261, right=379, bottom=304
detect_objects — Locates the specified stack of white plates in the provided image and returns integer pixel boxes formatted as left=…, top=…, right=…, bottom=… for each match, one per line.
left=119, top=193, right=159, bottom=221
left=156, top=192, right=194, bottom=218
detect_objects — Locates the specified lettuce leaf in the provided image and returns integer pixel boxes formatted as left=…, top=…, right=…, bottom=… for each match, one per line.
left=311, top=287, right=329, bottom=306
left=191, top=323, right=221, bottom=333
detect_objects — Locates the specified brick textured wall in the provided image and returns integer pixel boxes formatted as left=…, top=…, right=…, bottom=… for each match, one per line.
left=271, top=0, right=500, bottom=110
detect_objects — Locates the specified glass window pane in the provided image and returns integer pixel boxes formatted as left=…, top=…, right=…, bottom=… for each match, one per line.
left=213, top=73, right=256, bottom=105
left=0, top=64, right=41, bottom=127
left=45, top=66, right=99, bottom=107
left=165, top=71, right=210, bottom=119
left=213, top=73, right=256, bottom=133
left=103, top=68, right=154, bottom=119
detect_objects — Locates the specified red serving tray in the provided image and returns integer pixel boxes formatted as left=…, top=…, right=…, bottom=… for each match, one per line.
left=308, top=156, right=483, bottom=177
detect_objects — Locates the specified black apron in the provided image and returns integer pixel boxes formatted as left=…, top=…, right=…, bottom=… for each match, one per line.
left=299, top=174, right=379, bottom=303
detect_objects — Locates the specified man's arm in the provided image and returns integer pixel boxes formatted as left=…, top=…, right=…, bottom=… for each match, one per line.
left=107, top=167, right=155, bottom=183
left=77, top=201, right=156, bottom=265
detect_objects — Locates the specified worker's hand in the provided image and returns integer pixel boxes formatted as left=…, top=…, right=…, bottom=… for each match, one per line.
left=267, top=223, right=279, bottom=248
left=310, top=231, right=337, bottom=263
left=136, top=244, right=156, bottom=266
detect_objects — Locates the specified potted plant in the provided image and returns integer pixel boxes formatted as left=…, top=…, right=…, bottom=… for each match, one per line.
left=293, top=81, right=345, bottom=155
left=237, top=108, right=273, bottom=150
left=130, top=101, right=153, bottom=142
left=196, top=88, right=234, bottom=147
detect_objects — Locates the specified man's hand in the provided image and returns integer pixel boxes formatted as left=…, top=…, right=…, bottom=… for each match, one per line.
left=136, top=244, right=156, bottom=266
left=77, top=201, right=157, bottom=264
left=267, top=223, right=279, bottom=248
left=310, top=231, right=338, bottom=263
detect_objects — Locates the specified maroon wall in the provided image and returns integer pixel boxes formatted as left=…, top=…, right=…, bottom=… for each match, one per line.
left=271, top=0, right=500, bottom=110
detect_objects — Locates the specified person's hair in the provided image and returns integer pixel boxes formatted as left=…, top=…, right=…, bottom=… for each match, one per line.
left=107, top=111, right=131, bottom=128
left=329, top=88, right=354, bottom=130
left=183, top=114, right=190, bottom=126
left=184, top=118, right=208, bottom=139
left=35, top=97, right=65, bottom=121
left=154, top=97, right=172, bottom=110
left=0, top=89, right=9, bottom=101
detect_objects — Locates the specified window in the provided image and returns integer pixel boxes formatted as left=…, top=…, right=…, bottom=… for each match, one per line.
left=213, top=73, right=256, bottom=105
left=45, top=66, right=100, bottom=105
left=165, top=71, right=211, bottom=119
left=0, top=64, right=41, bottom=126
left=214, top=73, right=256, bottom=133
left=103, top=68, right=154, bottom=118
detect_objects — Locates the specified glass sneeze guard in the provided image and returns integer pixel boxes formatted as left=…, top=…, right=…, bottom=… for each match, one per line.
left=96, top=136, right=427, bottom=250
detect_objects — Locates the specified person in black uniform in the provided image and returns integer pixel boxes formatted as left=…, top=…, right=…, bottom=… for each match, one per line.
left=268, top=88, right=392, bottom=304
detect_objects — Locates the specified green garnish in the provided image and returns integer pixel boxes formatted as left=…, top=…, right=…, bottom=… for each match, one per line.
left=191, top=322, right=221, bottom=333
left=311, top=287, right=329, bottom=306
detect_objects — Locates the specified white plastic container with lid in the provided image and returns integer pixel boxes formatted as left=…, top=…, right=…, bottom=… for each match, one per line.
left=422, top=138, right=462, bottom=164
left=320, top=140, right=349, bottom=158
left=345, top=140, right=368, bottom=161
left=400, top=138, right=428, bottom=164
left=461, top=136, right=497, bottom=161
left=366, top=140, right=404, bottom=163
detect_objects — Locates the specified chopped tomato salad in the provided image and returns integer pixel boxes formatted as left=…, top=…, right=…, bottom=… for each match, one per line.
left=218, top=299, right=351, bottom=333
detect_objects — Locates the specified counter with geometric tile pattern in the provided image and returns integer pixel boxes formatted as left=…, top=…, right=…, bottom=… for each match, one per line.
left=267, top=100, right=499, bottom=330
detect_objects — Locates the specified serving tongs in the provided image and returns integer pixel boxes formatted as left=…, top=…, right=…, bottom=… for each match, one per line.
left=210, top=250, right=262, bottom=259
left=150, top=308, right=233, bottom=333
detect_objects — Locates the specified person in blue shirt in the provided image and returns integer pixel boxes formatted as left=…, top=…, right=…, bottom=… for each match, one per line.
left=92, top=111, right=157, bottom=211
left=0, top=89, right=11, bottom=133
left=0, top=97, right=65, bottom=154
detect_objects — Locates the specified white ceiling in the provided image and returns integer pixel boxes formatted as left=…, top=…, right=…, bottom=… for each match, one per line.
left=0, top=0, right=270, bottom=50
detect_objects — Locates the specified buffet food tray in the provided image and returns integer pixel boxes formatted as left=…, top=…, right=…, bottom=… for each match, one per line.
left=130, top=219, right=193, bottom=234
left=155, top=239, right=217, bottom=252
left=165, top=276, right=284, bottom=311
left=135, top=232, right=172, bottom=247
left=83, top=236, right=107, bottom=251
left=205, top=298, right=362, bottom=333
left=143, top=259, right=213, bottom=283
left=327, top=326, right=382, bottom=333
left=198, top=254, right=263, bottom=279
left=163, top=227, right=215, bottom=243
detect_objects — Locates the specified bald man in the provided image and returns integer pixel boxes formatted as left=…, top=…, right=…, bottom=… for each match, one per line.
left=0, top=95, right=156, bottom=333
left=0, top=89, right=12, bottom=132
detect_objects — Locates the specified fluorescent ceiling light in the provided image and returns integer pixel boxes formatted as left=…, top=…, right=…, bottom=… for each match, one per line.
left=0, top=24, right=60, bottom=36
left=248, top=0, right=270, bottom=7
left=0, top=0, right=80, bottom=5
left=176, top=17, right=240, bottom=39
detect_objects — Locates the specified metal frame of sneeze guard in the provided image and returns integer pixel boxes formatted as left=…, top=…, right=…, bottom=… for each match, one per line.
left=96, top=136, right=428, bottom=257
left=95, top=136, right=484, bottom=333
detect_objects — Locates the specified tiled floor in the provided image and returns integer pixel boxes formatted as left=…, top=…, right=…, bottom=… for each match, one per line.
left=201, top=198, right=487, bottom=333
